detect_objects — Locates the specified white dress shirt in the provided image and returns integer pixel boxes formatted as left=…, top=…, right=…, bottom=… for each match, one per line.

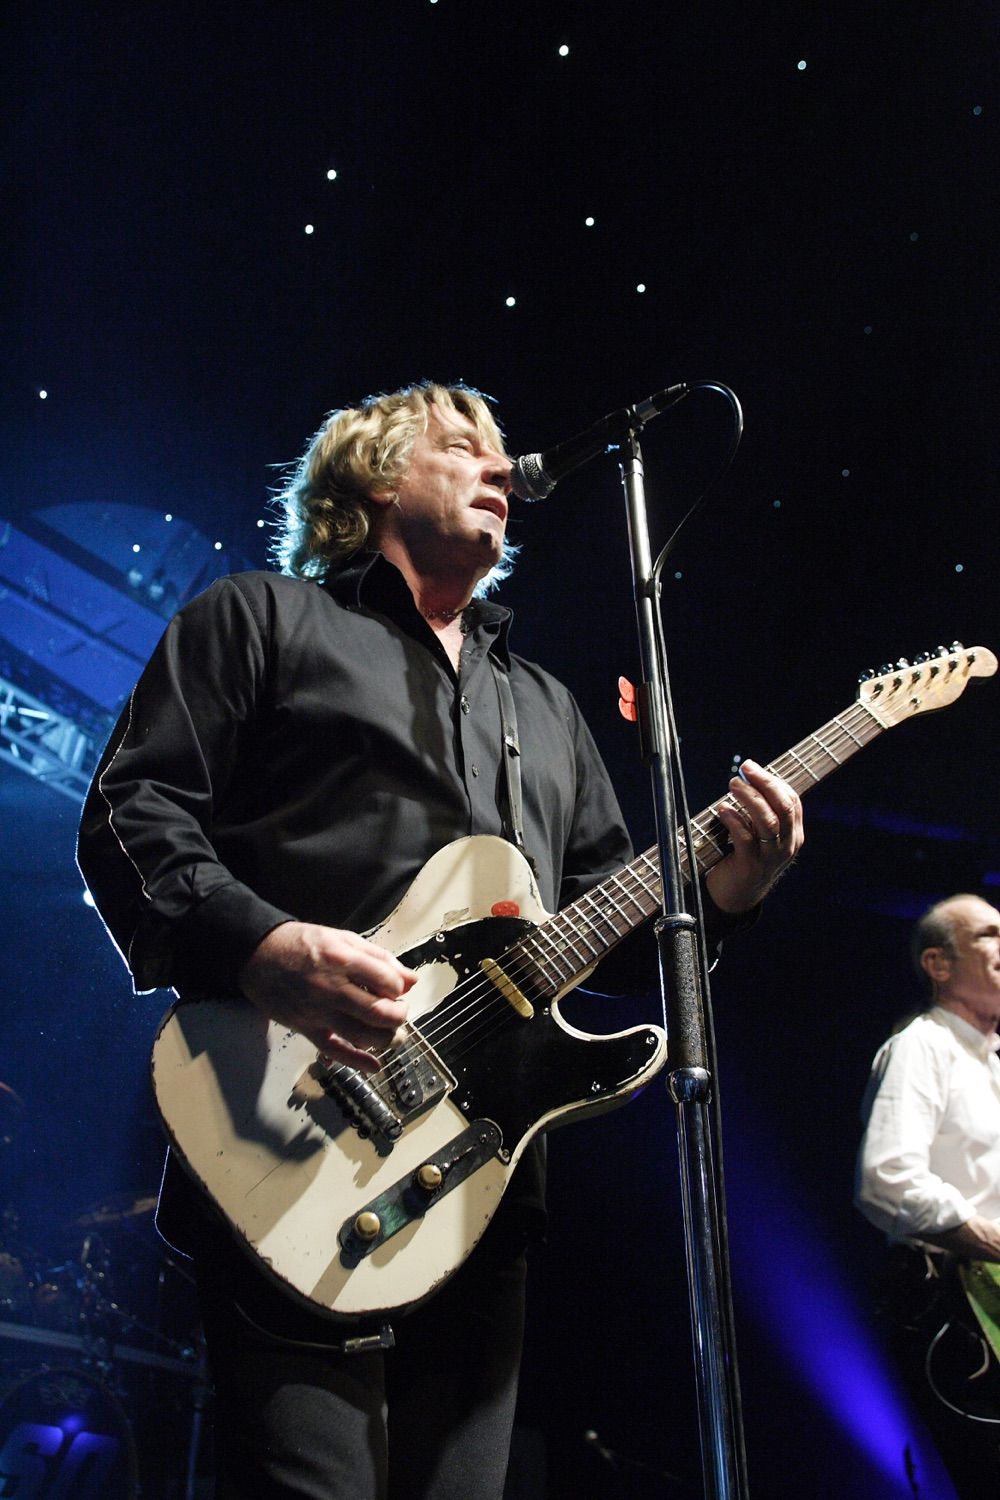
left=855, top=1005, right=1000, bottom=1243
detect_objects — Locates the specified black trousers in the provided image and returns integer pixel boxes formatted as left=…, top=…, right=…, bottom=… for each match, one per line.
left=194, top=1220, right=528, bottom=1500
left=876, top=1246, right=1000, bottom=1500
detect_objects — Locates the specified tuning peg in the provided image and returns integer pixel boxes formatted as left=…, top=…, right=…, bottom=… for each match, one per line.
left=895, top=657, right=911, bottom=669
left=913, top=652, right=931, bottom=664
left=857, top=668, right=875, bottom=683
left=878, top=663, right=894, bottom=676
left=935, top=645, right=951, bottom=657
left=951, top=640, right=965, bottom=651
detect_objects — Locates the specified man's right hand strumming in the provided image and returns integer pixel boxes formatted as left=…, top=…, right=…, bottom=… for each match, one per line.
left=237, top=921, right=417, bottom=1072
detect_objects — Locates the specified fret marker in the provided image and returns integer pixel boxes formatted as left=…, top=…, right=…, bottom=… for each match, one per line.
left=491, top=900, right=520, bottom=918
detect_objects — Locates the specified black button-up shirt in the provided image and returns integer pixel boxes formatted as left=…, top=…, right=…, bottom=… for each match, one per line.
left=78, top=553, right=639, bottom=998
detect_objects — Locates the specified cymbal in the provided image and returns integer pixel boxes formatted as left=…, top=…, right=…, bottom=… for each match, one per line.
left=74, top=1192, right=158, bottom=1227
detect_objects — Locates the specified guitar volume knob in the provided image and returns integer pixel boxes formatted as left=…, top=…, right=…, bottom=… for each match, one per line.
left=353, top=1211, right=382, bottom=1242
left=415, top=1163, right=444, bottom=1193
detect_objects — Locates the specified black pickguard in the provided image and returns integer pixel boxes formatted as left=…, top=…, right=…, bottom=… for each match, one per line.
left=398, top=916, right=661, bottom=1153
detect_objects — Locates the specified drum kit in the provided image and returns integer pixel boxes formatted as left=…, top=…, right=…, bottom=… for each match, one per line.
left=0, top=1082, right=208, bottom=1499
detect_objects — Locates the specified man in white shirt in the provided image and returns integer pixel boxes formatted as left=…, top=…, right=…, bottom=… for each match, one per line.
left=856, top=893, right=1000, bottom=1497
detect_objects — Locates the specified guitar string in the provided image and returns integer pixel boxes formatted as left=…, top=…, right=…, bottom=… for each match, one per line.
left=396, top=663, right=972, bottom=1080
left=415, top=699, right=883, bottom=1047
left=332, top=708, right=865, bottom=1104
left=400, top=702, right=875, bottom=1071
left=319, top=696, right=892, bottom=1099
left=320, top=667, right=968, bottom=1099
left=324, top=661, right=977, bottom=1121
left=320, top=698, right=889, bottom=1101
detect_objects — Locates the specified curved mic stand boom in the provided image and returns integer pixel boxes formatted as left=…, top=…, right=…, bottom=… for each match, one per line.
left=617, top=415, right=749, bottom=1500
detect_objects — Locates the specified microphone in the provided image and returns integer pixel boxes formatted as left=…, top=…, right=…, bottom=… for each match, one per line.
left=510, top=383, right=689, bottom=500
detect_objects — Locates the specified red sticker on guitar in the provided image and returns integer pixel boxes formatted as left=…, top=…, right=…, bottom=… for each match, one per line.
left=491, top=900, right=520, bottom=918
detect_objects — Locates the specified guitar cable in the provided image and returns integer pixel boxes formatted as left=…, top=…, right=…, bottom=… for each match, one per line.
left=924, top=1319, right=1000, bottom=1424
left=228, top=1294, right=396, bottom=1356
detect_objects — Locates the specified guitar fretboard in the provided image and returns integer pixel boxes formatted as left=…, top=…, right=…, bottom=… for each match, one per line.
left=510, top=697, right=888, bottom=998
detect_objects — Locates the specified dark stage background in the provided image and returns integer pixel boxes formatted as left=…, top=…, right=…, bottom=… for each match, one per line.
left=4, top=3, right=998, bottom=1496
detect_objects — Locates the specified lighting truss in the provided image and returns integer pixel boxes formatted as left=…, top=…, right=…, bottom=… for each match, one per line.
left=0, top=673, right=104, bottom=804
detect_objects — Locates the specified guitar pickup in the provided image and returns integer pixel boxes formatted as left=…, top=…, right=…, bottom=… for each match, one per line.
left=383, top=1032, right=449, bottom=1117
left=480, top=957, right=534, bottom=1018
left=338, top=1120, right=503, bottom=1263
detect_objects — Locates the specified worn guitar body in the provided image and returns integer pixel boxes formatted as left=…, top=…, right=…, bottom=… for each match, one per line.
left=152, top=836, right=667, bottom=1320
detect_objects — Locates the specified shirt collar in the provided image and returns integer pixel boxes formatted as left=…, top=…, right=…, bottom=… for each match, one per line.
left=930, top=1004, right=1000, bottom=1058
left=323, top=550, right=513, bottom=669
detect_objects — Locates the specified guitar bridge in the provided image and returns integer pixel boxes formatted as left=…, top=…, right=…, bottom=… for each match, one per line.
left=318, top=1065, right=402, bottom=1151
left=316, top=1027, right=450, bottom=1153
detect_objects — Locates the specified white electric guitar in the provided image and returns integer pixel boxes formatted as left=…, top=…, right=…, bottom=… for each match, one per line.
left=152, top=644, right=996, bottom=1319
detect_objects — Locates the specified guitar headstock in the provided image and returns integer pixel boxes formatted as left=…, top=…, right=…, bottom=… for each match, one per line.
left=857, top=643, right=997, bottom=726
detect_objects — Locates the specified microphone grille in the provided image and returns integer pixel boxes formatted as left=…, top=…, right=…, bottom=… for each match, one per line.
left=511, top=452, right=554, bottom=501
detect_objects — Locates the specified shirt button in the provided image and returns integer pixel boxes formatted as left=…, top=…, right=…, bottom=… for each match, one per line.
left=471, top=764, right=480, bottom=777
left=460, top=696, right=470, bottom=714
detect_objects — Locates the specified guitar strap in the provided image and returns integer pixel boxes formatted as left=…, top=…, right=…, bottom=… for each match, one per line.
left=490, top=659, right=537, bottom=874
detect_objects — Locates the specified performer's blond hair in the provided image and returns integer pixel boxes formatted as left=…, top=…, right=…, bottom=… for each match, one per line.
left=273, top=381, right=515, bottom=586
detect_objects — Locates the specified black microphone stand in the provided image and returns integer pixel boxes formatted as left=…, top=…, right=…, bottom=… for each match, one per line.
left=617, top=417, right=749, bottom=1499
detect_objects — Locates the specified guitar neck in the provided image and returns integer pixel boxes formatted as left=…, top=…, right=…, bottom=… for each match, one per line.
left=682, top=693, right=888, bottom=881
left=519, top=696, right=886, bottom=996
